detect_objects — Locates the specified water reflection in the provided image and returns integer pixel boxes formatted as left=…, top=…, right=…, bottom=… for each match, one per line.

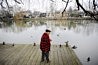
left=0, top=20, right=98, bottom=33
left=0, top=20, right=98, bottom=65
left=0, top=20, right=98, bottom=37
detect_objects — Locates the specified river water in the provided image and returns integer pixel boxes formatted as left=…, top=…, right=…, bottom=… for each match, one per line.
left=0, top=20, right=98, bottom=65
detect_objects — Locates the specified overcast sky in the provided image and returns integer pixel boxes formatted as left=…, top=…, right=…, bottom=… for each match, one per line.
left=0, top=0, right=97, bottom=12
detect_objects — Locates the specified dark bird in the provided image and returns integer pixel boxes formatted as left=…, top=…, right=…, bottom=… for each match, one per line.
left=59, top=44, right=61, bottom=48
left=64, top=28, right=66, bottom=30
left=57, top=34, right=59, bottom=36
left=87, top=57, right=90, bottom=62
left=65, top=41, right=69, bottom=44
left=72, top=45, right=77, bottom=49
left=3, top=42, right=5, bottom=45
left=12, top=43, right=14, bottom=46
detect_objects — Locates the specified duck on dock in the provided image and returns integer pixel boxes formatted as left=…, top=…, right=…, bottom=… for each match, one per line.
left=3, top=42, right=5, bottom=45
left=59, top=44, right=62, bottom=48
left=87, top=57, right=90, bottom=62
left=72, top=45, right=77, bottom=49
left=12, top=43, right=14, bottom=46
left=33, top=43, right=36, bottom=46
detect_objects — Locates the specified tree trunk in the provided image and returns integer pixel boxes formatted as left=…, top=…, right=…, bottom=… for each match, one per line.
left=89, top=0, right=90, bottom=9
left=93, top=0, right=96, bottom=10
left=76, top=0, right=97, bottom=20
left=62, top=0, right=70, bottom=17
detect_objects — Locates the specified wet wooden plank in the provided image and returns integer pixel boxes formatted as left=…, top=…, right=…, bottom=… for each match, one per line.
left=62, top=45, right=74, bottom=65
left=0, top=45, right=24, bottom=65
left=16, top=45, right=30, bottom=65
left=50, top=45, right=55, bottom=65
left=58, top=47, right=66, bottom=65
left=67, top=46, right=82, bottom=65
left=27, top=46, right=39, bottom=65
left=0, top=44, right=82, bottom=65
left=54, top=45, right=59, bottom=65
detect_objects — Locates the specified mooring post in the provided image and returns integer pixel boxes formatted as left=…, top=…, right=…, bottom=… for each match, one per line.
left=12, top=43, right=14, bottom=46
left=87, top=57, right=90, bottom=62
left=65, top=41, right=69, bottom=47
left=59, top=44, right=61, bottom=48
left=33, top=43, right=36, bottom=46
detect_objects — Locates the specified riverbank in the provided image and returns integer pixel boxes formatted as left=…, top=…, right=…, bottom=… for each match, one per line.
left=14, top=16, right=93, bottom=21
left=30, top=17, right=92, bottom=20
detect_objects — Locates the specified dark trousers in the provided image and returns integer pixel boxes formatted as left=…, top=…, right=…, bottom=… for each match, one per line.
left=41, top=51, right=49, bottom=61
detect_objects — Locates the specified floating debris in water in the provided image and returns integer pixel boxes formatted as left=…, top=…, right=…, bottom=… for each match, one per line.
left=57, top=34, right=59, bottom=36
left=64, top=28, right=66, bottom=30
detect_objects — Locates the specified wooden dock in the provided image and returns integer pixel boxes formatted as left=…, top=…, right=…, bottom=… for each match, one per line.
left=0, top=44, right=82, bottom=65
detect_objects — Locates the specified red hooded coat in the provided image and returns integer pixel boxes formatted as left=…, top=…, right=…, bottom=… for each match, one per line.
left=40, top=33, right=51, bottom=52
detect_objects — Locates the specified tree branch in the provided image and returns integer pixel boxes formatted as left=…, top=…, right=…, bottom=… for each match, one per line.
left=75, top=0, right=97, bottom=20
left=5, top=0, right=9, bottom=8
left=20, top=0, right=24, bottom=4
left=14, top=0, right=21, bottom=4
left=62, top=0, right=67, bottom=3
left=62, top=0, right=70, bottom=17
left=0, top=0, right=5, bottom=8
left=93, top=0, right=97, bottom=10
left=50, top=0, right=54, bottom=2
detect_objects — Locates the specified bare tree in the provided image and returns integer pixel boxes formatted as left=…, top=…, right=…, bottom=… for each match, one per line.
left=89, top=0, right=90, bottom=9
left=60, top=0, right=98, bottom=20
left=0, top=0, right=23, bottom=22
left=93, top=0, right=97, bottom=10
left=62, top=0, right=71, bottom=17
left=75, top=0, right=98, bottom=20
left=0, top=0, right=22, bottom=8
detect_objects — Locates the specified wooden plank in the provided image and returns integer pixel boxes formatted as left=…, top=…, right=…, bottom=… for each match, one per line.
left=31, top=45, right=40, bottom=65
left=8, top=45, right=27, bottom=65
left=57, top=46, right=65, bottom=65
left=62, top=45, right=73, bottom=65
left=0, top=44, right=82, bottom=65
left=11, top=45, right=28, bottom=65
left=26, top=45, right=39, bottom=65
left=5, top=45, right=26, bottom=65
left=0, top=45, right=23, bottom=65
left=59, top=45, right=67, bottom=65
left=25, top=45, right=35, bottom=65
left=34, top=49, right=41, bottom=65
left=32, top=45, right=39, bottom=65
left=49, top=45, right=55, bottom=65
left=54, top=45, right=59, bottom=65
left=16, top=45, right=31, bottom=65
left=0, top=45, right=20, bottom=60
left=21, top=45, right=34, bottom=65
left=67, top=46, right=82, bottom=65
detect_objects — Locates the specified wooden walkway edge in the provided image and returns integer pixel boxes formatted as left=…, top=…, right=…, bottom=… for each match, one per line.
left=0, top=44, right=82, bottom=65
